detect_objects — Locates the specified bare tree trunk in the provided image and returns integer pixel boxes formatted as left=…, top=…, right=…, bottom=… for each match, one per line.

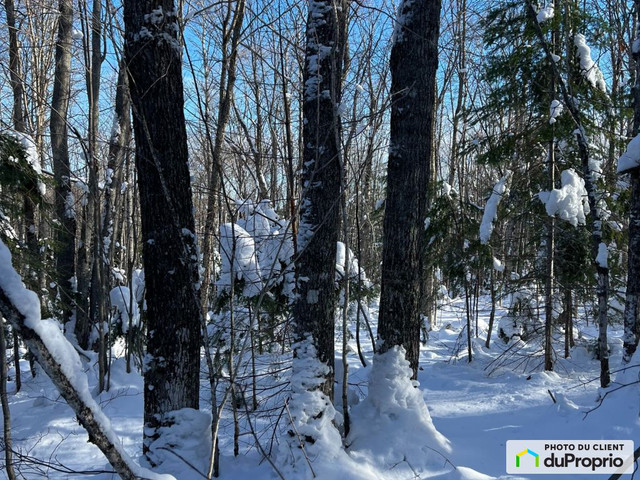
left=1, top=320, right=16, bottom=480
left=378, top=0, right=442, bottom=378
left=199, top=0, right=246, bottom=319
left=75, top=0, right=105, bottom=361
left=5, top=0, right=35, bottom=393
left=544, top=143, right=556, bottom=372
left=564, top=289, right=573, bottom=358
left=622, top=0, right=640, bottom=362
left=51, top=0, right=76, bottom=322
left=486, top=266, right=496, bottom=348
left=293, top=0, right=348, bottom=399
left=124, top=0, right=202, bottom=460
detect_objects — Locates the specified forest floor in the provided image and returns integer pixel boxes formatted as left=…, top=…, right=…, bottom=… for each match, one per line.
left=2, top=294, right=639, bottom=479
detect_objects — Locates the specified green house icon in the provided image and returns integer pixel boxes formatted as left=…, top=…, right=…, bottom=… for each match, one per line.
left=516, top=449, right=539, bottom=467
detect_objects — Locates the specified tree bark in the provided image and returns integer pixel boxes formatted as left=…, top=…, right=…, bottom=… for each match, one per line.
left=0, top=319, right=16, bottom=480
left=51, top=0, right=76, bottom=322
left=293, top=0, right=348, bottom=399
left=123, top=0, right=202, bottom=459
left=199, top=0, right=245, bottom=319
left=622, top=0, right=640, bottom=362
left=378, top=0, right=442, bottom=378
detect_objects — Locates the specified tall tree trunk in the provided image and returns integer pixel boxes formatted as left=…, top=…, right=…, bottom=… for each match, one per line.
left=622, top=0, right=640, bottom=362
left=199, top=0, right=245, bottom=319
left=378, top=0, right=442, bottom=378
left=293, top=0, right=348, bottom=399
left=1, top=320, right=16, bottom=480
left=123, top=0, right=202, bottom=460
left=76, top=0, right=105, bottom=353
left=51, top=0, right=76, bottom=323
left=5, top=0, right=36, bottom=393
left=103, top=62, right=131, bottom=296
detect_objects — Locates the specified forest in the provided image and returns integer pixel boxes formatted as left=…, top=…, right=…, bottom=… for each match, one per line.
left=0, top=0, right=639, bottom=478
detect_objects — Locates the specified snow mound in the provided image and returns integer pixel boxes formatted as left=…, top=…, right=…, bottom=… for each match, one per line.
left=279, top=338, right=379, bottom=479
left=109, top=286, right=140, bottom=332
left=217, top=223, right=263, bottom=297
left=347, top=347, right=454, bottom=476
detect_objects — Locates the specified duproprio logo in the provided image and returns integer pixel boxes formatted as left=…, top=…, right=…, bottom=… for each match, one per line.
left=516, top=449, right=539, bottom=468
left=507, top=440, right=634, bottom=475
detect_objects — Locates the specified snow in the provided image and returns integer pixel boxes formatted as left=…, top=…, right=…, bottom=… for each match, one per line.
left=479, top=170, right=512, bottom=244
left=574, top=33, right=607, bottom=92
left=536, top=5, right=554, bottom=23
left=549, top=99, right=563, bottom=124
left=492, top=256, right=505, bottom=272
left=618, top=133, right=640, bottom=174
left=109, top=286, right=140, bottom=332
left=145, top=408, right=212, bottom=471
left=6, top=130, right=46, bottom=195
left=217, top=223, right=264, bottom=297
left=279, top=338, right=374, bottom=479
left=3, top=232, right=639, bottom=480
left=0, top=240, right=172, bottom=480
left=347, top=347, right=454, bottom=478
left=3, top=289, right=639, bottom=479
left=336, top=241, right=368, bottom=285
left=596, top=242, right=608, bottom=268
left=538, top=168, right=589, bottom=227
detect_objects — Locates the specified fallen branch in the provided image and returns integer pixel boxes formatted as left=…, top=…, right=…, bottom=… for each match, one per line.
left=0, top=241, right=156, bottom=480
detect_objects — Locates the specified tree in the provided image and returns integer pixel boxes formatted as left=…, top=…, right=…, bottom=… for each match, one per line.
left=377, top=0, right=442, bottom=378
left=50, top=0, right=76, bottom=322
left=123, top=0, right=202, bottom=460
left=526, top=0, right=612, bottom=386
left=622, top=0, right=640, bottom=362
left=292, top=0, right=348, bottom=398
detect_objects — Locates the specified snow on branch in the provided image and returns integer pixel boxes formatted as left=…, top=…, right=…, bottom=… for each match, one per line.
left=480, top=171, right=512, bottom=244
left=549, top=99, right=563, bottom=124
left=618, top=134, right=640, bottom=174
left=538, top=169, right=589, bottom=227
left=0, top=240, right=172, bottom=480
left=536, top=5, right=554, bottom=23
left=574, top=34, right=607, bottom=92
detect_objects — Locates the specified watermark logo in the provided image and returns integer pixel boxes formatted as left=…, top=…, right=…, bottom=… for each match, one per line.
left=507, top=440, right=635, bottom=475
left=516, top=448, right=539, bottom=468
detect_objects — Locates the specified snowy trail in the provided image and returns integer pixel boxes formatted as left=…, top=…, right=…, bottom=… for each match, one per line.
left=411, top=298, right=639, bottom=480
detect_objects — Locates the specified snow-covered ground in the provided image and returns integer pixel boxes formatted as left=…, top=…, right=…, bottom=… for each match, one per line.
left=2, top=294, right=638, bottom=479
